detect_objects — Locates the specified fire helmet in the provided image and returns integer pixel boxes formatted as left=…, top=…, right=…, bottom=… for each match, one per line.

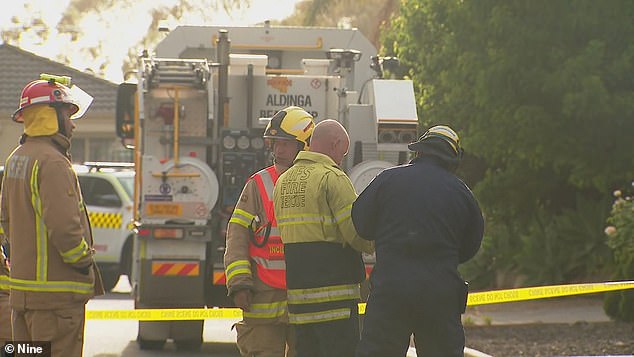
left=408, top=125, right=463, bottom=158
left=263, top=106, right=315, bottom=150
left=12, top=75, right=93, bottom=123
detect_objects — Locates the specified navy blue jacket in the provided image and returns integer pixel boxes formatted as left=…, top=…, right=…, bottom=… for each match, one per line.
left=352, top=156, right=484, bottom=298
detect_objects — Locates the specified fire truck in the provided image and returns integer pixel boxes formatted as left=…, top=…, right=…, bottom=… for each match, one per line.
left=115, top=23, right=418, bottom=350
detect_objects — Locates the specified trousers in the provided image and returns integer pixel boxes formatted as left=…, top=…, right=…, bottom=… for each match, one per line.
left=356, top=288, right=464, bottom=357
left=0, top=294, right=10, bottom=344
left=235, top=321, right=295, bottom=357
left=12, top=305, right=86, bottom=357
left=293, top=304, right=360, bottom=357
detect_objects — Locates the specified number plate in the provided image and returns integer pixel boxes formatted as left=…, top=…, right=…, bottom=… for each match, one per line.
left=146, top=203, right=183, bottom=216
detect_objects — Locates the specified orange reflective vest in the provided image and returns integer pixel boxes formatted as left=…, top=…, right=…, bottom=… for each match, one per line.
left=248, top=166, right=286, bottom=289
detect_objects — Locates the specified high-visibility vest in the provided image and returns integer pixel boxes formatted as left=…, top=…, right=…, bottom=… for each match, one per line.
left=248, top=166, right=286, bottom=289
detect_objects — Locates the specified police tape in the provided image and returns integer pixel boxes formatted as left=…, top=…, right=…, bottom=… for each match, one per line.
left=466, top=280, right=634, bottom=306
left=85, top=280, right=634, bottom=320
left=86, top=308, right=243, bottom=321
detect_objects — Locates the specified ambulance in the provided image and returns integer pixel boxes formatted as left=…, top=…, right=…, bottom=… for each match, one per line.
left=75, top=162, right=135, bottom=291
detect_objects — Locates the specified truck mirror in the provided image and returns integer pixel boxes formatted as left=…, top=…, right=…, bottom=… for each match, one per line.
left=116, top=83, right=137, bottom=140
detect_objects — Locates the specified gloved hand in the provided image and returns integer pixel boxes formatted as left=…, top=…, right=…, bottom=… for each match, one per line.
left=233, top=289, right=253, bottom=312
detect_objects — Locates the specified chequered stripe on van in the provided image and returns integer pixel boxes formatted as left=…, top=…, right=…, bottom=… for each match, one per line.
left=88, top=212, right=122, bottom=229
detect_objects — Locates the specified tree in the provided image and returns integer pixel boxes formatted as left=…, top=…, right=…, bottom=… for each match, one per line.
left=278, top=0, right=400, bottom=48
left=384, top=0, right=634, bottom=286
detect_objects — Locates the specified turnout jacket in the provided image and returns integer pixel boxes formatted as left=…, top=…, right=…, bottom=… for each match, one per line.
left=0, top=134, right=104, bottom=310
left=273, top=151, right=373, bottom=324
left=225, top=165, right=288, bottom=324
left=0, top=246, right=8, bottom=296
left=352, top=156, right=484, bottom=305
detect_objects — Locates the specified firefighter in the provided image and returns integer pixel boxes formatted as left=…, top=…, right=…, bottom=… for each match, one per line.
left=273, top=119, right=374, bottom=357
left=224, top=106, right=315, bottom=357
left=0, top=75, right=104, bottom=357
left=352, top=125, right=484, bottom=357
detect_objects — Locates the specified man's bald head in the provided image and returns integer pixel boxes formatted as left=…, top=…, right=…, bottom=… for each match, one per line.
left=309, top=119, right=350, bottom=166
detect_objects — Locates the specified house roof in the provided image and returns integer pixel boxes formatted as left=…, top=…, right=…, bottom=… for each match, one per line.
left=0, top=43, right=117, bottom=116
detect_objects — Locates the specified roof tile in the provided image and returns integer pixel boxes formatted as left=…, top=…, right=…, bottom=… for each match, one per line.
left=0, top=44, right=117, bottom=115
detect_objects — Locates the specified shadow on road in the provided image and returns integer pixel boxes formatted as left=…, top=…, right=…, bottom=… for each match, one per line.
left=93, top=341, right=240, bottom=357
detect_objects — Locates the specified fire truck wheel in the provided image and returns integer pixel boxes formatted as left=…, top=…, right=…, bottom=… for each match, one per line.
left=137, top=338, right=166, bottom=350
left=120, top=237, right=133, bottom=285
left=175, top=339, right=203, bottom=351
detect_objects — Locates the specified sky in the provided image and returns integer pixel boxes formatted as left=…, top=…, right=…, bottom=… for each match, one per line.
left=1, top=0, right=302, bottom=83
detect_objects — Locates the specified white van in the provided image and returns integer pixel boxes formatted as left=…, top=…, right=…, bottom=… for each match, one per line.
left=75, top=162, right=135, bottom=291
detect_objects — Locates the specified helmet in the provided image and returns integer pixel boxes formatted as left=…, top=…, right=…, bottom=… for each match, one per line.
left=408, top=125, right=463, bottom=158
left=263, top=106, right=315, bottom=150
left=12, top=75, right=93, bottom=123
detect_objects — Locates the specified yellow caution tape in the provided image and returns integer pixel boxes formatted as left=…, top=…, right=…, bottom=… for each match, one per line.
left=86, top=308, right=243, bottom=321
left=466, top=280, right=634, bottom=306
left=86, top=280, right=634, bottom=320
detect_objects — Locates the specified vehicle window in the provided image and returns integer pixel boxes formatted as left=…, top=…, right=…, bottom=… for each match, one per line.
left=117, top=176, right=134, bottom=199
left=78, top=176, right=122, bottom=208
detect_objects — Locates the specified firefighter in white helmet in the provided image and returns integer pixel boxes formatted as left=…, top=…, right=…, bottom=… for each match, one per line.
left=1, top=74, right=104, bottom=357
left=224, top=106, right=315, bottom=357
left=353, top=125, right=484, bottom=356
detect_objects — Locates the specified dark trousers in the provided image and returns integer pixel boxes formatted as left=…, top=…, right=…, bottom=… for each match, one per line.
left=294, top=305, right=360, bottom=357
left=356, top=288, right=464, bottom=357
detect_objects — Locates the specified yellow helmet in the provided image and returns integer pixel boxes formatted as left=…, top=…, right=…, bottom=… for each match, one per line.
left=263, top=106, right=315, bottom=150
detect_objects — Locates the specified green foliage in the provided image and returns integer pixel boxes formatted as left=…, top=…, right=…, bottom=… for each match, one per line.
left=459, top=221, right=522, bottom=289
left=385, top=0, right=634, bottom=286
left=604, top=186, right=634, bottom=321
left=514, top=195, right=613, bottom=284
left=280, top=0, right=401, bottom=48
left=606, top=189, right=634, bottom=265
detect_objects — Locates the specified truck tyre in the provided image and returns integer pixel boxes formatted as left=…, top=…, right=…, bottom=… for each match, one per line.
left=100, top=270, right=119, bottom=292
left=120, top=236, right=133, bottom=285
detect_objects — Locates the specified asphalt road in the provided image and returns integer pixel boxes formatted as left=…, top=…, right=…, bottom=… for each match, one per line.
left=88, top=276, right=609, bottom=357
left=85, top=277, right=483, bottom=357
left=84, top=277, right=241, bottom=357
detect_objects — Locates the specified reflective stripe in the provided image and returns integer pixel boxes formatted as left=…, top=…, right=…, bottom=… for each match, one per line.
left=289, top=307, right=351, bottom=324
left=243, top=300, right=287, bottom=319
left=8, top=277, right=93, bottom=294
left=61, top=238, right=90, bottom=264
left=333, top=204, right=352, bottom=224
left=251, top=256, right=286, bottom=270
left=225, top=260, right=251, bottom=282
left=259, top=169, right=275, bottom=201
left=229, top=209, right=255, bottom=229
left=287, top=284, right=360, bottom=304
left=30, top=161, right=48, bottom=281
left=276, top=214, right=336, bottom=226
left=0, top=275, right=9, bottom=291
left=276, top=206, right=350, bottom=226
